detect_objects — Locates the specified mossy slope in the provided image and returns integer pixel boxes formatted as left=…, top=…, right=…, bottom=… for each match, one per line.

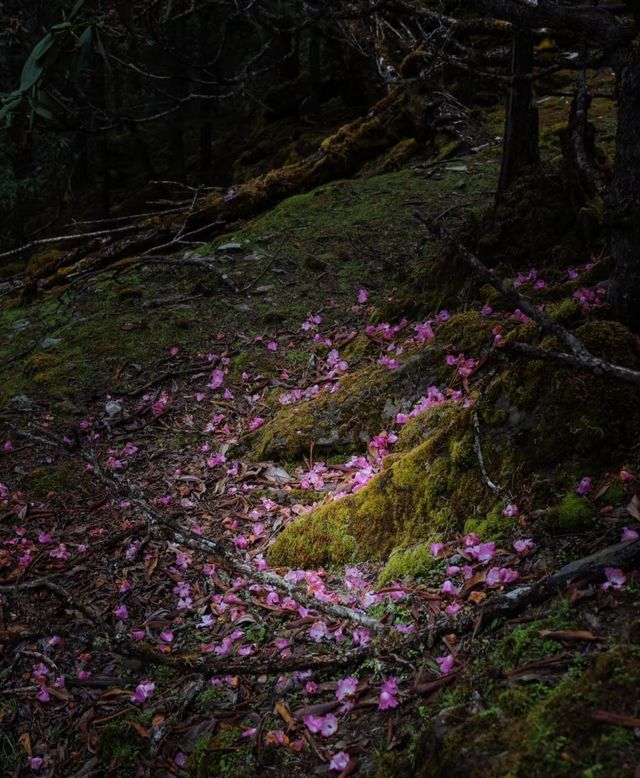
left=268, top=318, right=640, bottom=570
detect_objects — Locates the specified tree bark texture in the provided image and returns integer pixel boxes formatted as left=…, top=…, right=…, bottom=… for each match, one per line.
left=497, top=27, right=539, bottom=198
left=609, top=42, right=640, bottom=332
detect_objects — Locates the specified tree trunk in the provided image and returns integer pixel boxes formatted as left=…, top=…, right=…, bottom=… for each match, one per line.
left=497, top=27, right=539, bottom=199
left=609, top=43, right=640, bottom=332
left=198, top=7, right=215, bottom=183
left=91, top=55, right=110, bottom=218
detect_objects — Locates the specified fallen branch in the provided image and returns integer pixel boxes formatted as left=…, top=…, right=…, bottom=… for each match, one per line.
left=87, top=459, right=384, bottom=634
left=0, top=577, right=107, bottom=626
left=0, top=575, right=373, bottom=678
left=410, top=538, right=640, bottom=651
left=0, top=222, right=148, bottom=261
left=471, top=376, right=508, bottom=497
left=506, top=340, right=640, bottom=386
left=415, top=212, right=640, bottom=388
left=138, top=254, right=239, bottom=292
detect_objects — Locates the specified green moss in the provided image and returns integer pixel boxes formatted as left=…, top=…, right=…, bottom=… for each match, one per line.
left=245, top=360, right=409, bottom=461
left=435, top=311, right=491, bottom=354
left=195, top=685, right=228, bottom=713
left=597, top=480, right=625, bottom=505
left=485, top=320, right=640, bottom=471
left=411, top=644, right=640, bottom=778
left=20, top=463, right=81, bottom=501
left=534, top=321, right=640, bottom=462
left=538, top=492, right=595, bottom=536
left=489, top=614, right=577, bottom=672
left=187, top=727, right=252, bottom=778
left=547, top=296, right=580, bottom=324
left=95, top=719, right=147, bottom=777
left=464, top=503, right=518, bottom=542
left=267, top=405, right=491, bottom=567
left=378, top=542, right=442, bottom=585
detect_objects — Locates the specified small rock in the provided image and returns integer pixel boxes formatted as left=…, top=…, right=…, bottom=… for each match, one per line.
left=41, top=336, right=61, bottom=350
left=263, top=466, right=292, bottom=484
left=105, top=400, right=123, bottom=417
left=13, top=319, right=31, bottom=331
left=8, top=395, right=31, bottom=409
left=432, top=706, right=463, bottom=741
left=216, top=242, right=243, bottom=253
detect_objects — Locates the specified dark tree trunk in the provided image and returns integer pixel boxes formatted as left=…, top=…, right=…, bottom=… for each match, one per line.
left=168, top=18, right=186, bottom=184
left=91, top=55, right=110, bottom=218
left=198, top=7, right=215, bottom=183
left=497, top=27, right=539, bottom=199
left=608, top=43, right=640, bottom=332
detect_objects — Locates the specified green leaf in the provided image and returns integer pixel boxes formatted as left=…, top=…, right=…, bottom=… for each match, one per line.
left=70, top=25, right=93, bottom=80
left=0, top=96, right=23, bottom=125
left=70, top=0, right=88, bottom=19
left=29, top=97, right=54, bottom=122
left=19, top=32, right=56, bottom=92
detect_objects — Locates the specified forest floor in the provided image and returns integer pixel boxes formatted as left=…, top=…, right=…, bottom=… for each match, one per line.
left=1, top=94, right=640, bottom=778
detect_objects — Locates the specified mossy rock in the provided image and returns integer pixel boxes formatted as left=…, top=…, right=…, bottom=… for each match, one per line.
left=535, top=492, right=595, bottom=536
left=244, top=348, right=445, bottom=461
left=486, top=320, right=640, bottom=468
left=267, top=404, right=494, bottom=567
left=267, top=317, right=640, bottom=568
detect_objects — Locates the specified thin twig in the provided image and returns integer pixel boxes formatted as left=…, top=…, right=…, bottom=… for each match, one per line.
left=415, top=213, right=640, bottom=388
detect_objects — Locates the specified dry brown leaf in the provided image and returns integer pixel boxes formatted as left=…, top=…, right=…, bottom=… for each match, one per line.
left=129, top=721, right=149, bottom=738
left=594, top=479, right=613, bottom=500
left=275, top=700, right=296, bottom=731
left=144, top=554, right=159, bottom=582
left=49, top=686, right=72, bottom=701
left=592, top=710, right=640, bottom=728
left=538, top=629, right=603, bottom=642
left=626, top=495, right=640, bottom=520
left=19, top=732, right=32, bottom=756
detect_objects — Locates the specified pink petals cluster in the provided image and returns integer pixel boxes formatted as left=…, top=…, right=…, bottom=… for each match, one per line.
left=513, top=267, right=540, bottom=287
left=279, top=384, right=322, bottom=405
left=445, top=353, right=479, bottom=378
left=573, top=286, right=606, bottom=311
left=396, top=385, right=448, bottom=425
left=576, top=476, right=593, bottom=496
left=436, top=654, right=455, bottom=674
left=378, top=676, right=400, bottom=710
left=131, top=680, right=155, bottom=704
left=304, top=713, right=338, bottom=737
left=602, top=567, right=626, bottom=591
left=486, top=567, right=519, bottom=586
